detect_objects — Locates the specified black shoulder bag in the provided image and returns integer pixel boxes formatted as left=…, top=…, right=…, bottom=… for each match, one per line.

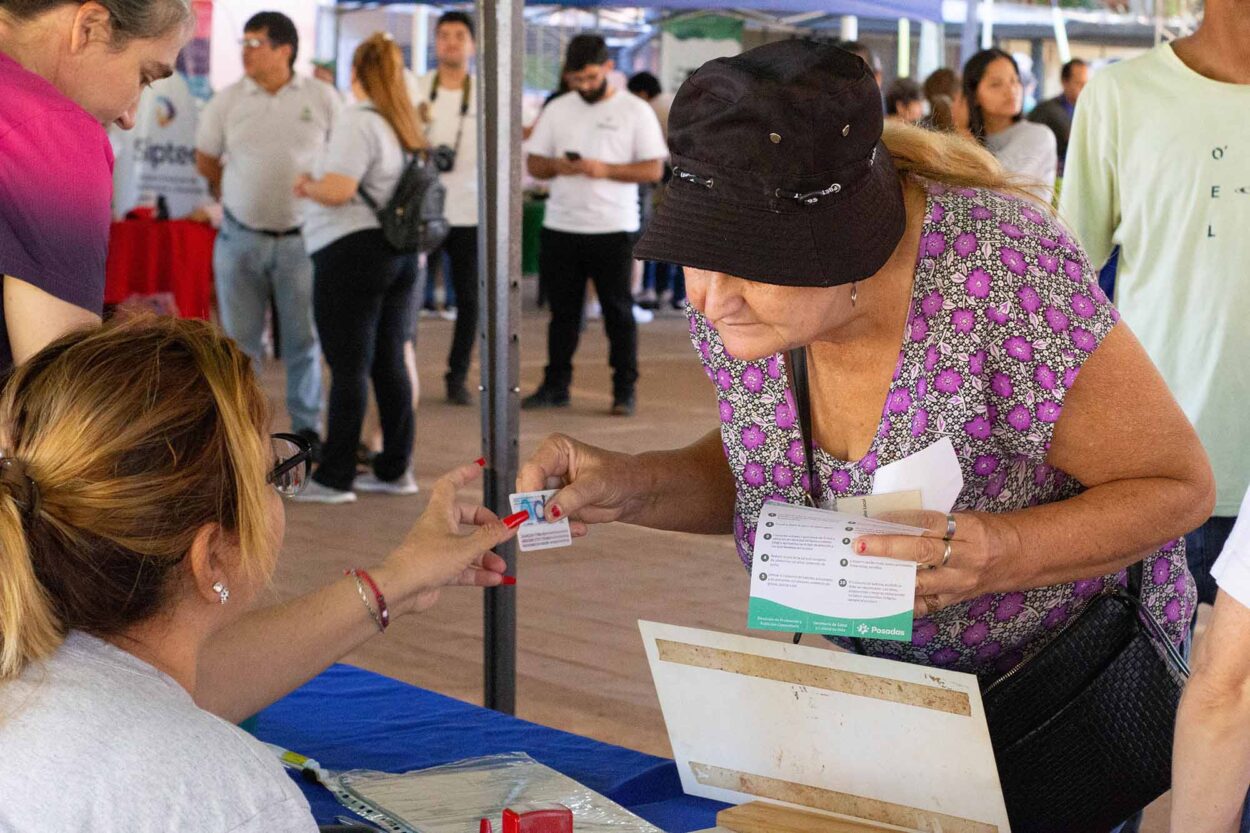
left=786, top=345, right=1189, bottom=833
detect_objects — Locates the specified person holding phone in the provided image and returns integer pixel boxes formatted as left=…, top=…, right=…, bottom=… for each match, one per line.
left=522, top=34, right=667, bottom=417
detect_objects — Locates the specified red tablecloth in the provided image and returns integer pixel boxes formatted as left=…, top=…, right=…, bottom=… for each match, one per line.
left=105, top=219, right=215, bottom=319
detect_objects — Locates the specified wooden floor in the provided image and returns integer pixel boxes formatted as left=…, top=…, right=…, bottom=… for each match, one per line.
left=259, top=297, right=1174, bottom=832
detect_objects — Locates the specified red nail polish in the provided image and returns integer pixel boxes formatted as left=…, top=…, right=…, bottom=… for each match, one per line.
left=503, top=510, right=529, bottom=529
left=548, top=504, right=562, bottom=519
left=474, top=457, right=486, bottom=467
left=857, top=541, right=867, bottom=554
left=499, top=575, right=517, bottom=586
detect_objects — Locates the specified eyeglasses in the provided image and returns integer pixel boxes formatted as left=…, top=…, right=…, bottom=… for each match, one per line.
left=268, top=433, right=312, bottom=497
left=240, top=37, right=273, bottom=50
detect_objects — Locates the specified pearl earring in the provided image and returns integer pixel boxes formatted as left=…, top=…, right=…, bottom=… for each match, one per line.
left=211, top=581, right=230, bottom=605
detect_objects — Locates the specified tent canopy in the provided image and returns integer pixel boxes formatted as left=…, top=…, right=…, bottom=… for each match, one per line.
left=336, top=0, right=943, bottom=21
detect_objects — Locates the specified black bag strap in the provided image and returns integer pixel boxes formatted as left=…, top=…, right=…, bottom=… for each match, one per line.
left=785, top=346, right=820, bottom=510
left=786, top=346, right=863, bottom=649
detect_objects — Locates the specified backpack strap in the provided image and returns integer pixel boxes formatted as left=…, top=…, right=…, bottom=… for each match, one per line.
left=355, top=104, right=422, bottom=210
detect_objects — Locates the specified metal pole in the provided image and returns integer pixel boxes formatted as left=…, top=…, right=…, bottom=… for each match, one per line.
left=839, top=14, right=858, bottom=41
left=897, top=18, right=910, bottom=79
left=959, top=0, right=979, bottom=66
left=1051, top=1, right=1071, bottom=64
left=476, top=0, right=523, bottom=714
left=917, top=20, right=943, bottom=83
left=980, top=0, right=995, bottom=49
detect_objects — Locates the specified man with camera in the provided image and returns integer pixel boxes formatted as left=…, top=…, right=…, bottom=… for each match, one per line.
left=522, top=34, right=666, bottom=416
left=408, top=11, right=479, bottom=405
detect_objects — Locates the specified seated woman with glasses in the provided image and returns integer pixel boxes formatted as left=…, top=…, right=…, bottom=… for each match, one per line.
left=0, top=316, right=521, bottom=831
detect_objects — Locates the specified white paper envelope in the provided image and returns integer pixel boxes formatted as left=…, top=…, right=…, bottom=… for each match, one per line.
left=871, top=436, right=964, bottom=514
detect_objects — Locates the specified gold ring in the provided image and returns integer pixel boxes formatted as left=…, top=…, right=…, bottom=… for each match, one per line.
left=941, top=541, right=952, bottom=568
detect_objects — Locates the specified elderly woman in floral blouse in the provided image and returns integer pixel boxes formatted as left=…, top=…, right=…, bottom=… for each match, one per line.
left=520, top=45, right=1212, bottom=675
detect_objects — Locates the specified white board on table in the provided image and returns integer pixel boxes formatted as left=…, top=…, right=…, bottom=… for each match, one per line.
left=639, top=621, right=1010, bottom=833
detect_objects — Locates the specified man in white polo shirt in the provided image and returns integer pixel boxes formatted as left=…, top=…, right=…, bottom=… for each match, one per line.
left=409, top=11, right=480, bottom=407
left=195, top=11, right=340, bottom=453
left=522, top=34, right=666, bottom=416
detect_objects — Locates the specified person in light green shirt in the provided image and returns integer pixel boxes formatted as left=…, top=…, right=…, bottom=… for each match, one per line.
left=1060, top=0, right=1250, bottom=611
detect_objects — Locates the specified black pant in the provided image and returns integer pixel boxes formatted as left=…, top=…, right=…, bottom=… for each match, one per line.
left=539, top=228, right=638, bottom=396
left=311, top=229, right=417, bottom=491
left=434, top=226, right=479, bottom=385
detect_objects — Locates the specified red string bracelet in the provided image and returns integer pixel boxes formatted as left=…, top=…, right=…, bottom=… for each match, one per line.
left=344, top=568, right=390, bottom=632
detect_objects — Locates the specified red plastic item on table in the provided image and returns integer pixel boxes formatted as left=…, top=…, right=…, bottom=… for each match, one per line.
left=501, top=805, right=573, bottom=833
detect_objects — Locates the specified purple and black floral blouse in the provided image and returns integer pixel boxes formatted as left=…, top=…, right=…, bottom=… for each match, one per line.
left=691, top=182, right=1194, bottom=678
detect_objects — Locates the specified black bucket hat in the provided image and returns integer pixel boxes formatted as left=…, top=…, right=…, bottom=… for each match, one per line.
left=634, top=39, right=906, bottom=287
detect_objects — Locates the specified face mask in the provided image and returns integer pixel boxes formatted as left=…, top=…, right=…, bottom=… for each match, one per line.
left=578, top=79, right=609, bottom=104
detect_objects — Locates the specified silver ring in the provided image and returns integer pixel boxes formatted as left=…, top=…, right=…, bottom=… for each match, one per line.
left=941, top=541, right=952, bottom=568
left=943, top=513, right=957, bottom=542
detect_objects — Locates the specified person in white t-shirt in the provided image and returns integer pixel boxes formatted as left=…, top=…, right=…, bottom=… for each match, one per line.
left=411, top=12, right=481, bottom=406
left=1060, top=0, right=1250, bottom=622
left=522, top=34, right=667, bottom=417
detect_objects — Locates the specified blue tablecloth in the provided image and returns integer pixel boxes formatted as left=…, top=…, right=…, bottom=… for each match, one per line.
left=253, top=664, right=727, bottom=832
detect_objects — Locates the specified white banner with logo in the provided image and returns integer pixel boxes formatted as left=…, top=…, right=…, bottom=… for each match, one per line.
left=111, top=0, right=213, bottom=218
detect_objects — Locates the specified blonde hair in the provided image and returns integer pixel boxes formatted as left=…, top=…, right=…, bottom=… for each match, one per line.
left=0, top=316, right=275, bottom=679
left=882, top=119, right=1051, bottom=208
left=353, top=33, right=426, bottom=153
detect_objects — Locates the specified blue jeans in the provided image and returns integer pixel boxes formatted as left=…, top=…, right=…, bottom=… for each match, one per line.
left=213, top=215, right=322, bottom=434
left=1187, top=515, right=1238, bottom=607
left=423, top=248, right=456, bottom=308
left=1110, top=515, right=1239, bottom=833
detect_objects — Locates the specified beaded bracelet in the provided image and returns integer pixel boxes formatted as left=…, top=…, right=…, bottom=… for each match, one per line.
left=345, top=568, right=389, bottom=632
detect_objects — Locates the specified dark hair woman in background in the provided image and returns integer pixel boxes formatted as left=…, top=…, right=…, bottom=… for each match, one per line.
left=963, top=48, right=1057, bottom=202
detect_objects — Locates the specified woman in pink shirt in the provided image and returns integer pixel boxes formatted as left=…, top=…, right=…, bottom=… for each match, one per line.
left=0, top=0, right=192, bottom=371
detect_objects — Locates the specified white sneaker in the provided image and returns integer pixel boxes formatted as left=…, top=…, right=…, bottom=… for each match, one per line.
left=438, top=307, right=458, bottom=322
left=632, top=304, right=654, bottom=324
left=585, top=300, right=602, bottom=320
left=354, top=471, right=420, bottom=496
left=289, top=480, right=357, bottom=504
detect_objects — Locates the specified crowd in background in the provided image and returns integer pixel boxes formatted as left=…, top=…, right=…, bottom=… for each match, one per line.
left=2, top=0, right=1250, bottom=830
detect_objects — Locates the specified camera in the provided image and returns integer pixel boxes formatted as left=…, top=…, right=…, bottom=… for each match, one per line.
left=431, top=144, right=456, bottom=173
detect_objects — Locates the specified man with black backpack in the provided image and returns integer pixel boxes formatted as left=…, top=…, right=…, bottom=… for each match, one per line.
left=522, top=34, right=667, bottom=417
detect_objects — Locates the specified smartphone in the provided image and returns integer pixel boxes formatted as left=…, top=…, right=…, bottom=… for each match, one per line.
left=564, top=151, right=582, bottom=162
